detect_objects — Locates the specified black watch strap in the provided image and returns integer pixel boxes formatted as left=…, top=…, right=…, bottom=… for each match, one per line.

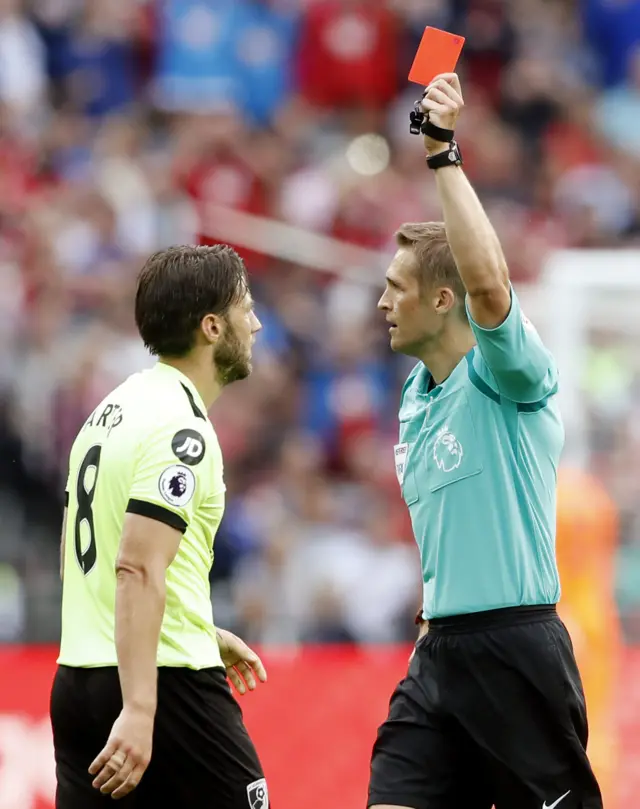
left=426, top=140, right=463, bottom=170
left=420, top=117, right=455, bottom=142
left=409, top=105, right=455, bottom=142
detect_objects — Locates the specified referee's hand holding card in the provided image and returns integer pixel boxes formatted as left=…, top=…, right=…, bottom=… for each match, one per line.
left=419, top=73, right=464, bottom=155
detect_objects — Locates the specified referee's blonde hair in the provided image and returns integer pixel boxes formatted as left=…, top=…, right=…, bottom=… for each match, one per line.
left=395, top=222, right=467, bottom=316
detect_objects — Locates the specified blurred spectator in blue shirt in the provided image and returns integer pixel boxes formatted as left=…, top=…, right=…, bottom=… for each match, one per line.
left=582, top=0, right=640, bottom=86
left=236, top=0, right=298, bottom=127
left=44, top=0, right=139, bottom=119
left=301, top=314, right=391, bottom=463
left=594, top=45, right=640, bottom=158
left=155, top=0, right=297, bottom=126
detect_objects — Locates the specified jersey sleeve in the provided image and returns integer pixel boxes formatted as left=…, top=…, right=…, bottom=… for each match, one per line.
left=126, top=420, right=212, bottom=534
left=466, top=286, right=558, bottom=404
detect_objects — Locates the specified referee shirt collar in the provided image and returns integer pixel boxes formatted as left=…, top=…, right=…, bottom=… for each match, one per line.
left=153, top=362, right=208, bottom=420
left=419, top=348, right=474, bottom=398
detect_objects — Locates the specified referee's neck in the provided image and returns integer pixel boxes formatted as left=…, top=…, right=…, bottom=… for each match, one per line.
left=159, top=354, right=223, bottom=410
left=418, top=328, right=475, bottom=384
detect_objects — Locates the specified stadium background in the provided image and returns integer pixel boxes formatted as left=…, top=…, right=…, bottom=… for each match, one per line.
left=0, top=0, right=639, bottom=806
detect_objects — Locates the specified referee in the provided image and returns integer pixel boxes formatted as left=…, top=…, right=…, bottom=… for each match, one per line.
left=51, top=245, right=269, bottom=808
left=368, top=75, right=602, bottom=809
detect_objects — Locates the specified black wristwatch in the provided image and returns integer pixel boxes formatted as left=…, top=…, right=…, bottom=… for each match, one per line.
left=426, top=140, right=463, bottom=170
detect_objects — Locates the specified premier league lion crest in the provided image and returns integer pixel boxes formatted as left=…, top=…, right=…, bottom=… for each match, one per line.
left=433, top=425, right=463, bottom=472
left=158, top=464, right=195, bottom=507
left=246, top=778, right=268, bottom=809
left=168, top=470, right=187, bottom=497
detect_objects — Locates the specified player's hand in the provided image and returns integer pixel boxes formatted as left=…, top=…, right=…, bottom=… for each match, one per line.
left=420, top=73, right=464, bottom=153
left=89, top=706, right=154, bottom=800
left=409, top=619, right=429, bottom=663
left=217, top=628, right=267, bottom=695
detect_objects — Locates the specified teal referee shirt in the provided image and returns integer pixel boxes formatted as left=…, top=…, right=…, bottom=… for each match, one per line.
left=395, top=288, right=564, bottom=619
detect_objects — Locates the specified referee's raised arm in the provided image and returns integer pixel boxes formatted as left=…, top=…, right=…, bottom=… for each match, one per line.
left=420, top=73, right=556, bottom=404
left=420, top=72, right=510, bottom=327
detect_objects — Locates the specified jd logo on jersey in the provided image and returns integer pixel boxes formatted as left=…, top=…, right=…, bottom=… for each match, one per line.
left=172, top=429, right=206, bottom=465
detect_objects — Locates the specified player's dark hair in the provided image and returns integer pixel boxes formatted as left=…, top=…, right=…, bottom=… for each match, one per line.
left=135, top=245, right=248, bottom=357
left=395, top=222, right=468, bottom=320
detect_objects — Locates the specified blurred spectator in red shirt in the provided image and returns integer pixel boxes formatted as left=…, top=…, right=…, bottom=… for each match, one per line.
left=174, top=114, right=291, bottom=270
left=297, top=0, right=399, bottom=111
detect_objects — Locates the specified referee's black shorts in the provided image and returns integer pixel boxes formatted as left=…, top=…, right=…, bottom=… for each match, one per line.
left=51, top=665, right=268, bottom=809
left=368, top=605, right=603, bottom=809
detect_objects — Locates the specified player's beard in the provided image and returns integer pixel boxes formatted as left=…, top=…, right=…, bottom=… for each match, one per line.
left=214, top=319, right=252, bottom=387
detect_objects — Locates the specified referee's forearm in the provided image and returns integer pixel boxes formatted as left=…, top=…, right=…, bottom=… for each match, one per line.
left=432, top=163, right=508, bottom=294
left=114, top=567, right=165, bottom=714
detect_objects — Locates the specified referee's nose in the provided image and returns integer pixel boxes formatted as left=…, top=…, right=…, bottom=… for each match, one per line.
left=378, top=288, right=391, bottom=312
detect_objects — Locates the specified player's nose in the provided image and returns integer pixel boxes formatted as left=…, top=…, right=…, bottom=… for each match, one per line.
left=250, top=311, right=262, bottom=334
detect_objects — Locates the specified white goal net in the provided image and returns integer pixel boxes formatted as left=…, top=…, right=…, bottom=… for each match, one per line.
left=521, top=250, right=640, bottom=636
left=522, top=250, right=640, bottom=469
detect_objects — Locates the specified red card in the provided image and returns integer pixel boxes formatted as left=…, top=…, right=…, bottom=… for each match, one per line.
left=408, top=27, right=465, bottom=87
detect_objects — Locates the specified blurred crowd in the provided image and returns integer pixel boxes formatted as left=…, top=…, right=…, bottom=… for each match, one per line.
left=1, top=0, right=640, bottom=644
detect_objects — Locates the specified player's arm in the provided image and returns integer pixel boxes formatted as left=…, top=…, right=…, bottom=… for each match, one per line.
left=90, top=420, right=205, bottom=799
left=421, top=74, right=556, bottom=402
left=409, top=614, right=429, bottom=663
left=60, top=506, right=68, bottom=581
left=114, top=515, right=181, bottom=714
left=89, top=518, right=173, bottom=800
left=61, top=480, right=72, bottom=581
left=114, top=420, right=205, bottom=713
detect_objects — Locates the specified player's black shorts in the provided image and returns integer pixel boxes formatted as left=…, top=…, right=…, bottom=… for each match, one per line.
left=368, top=605, right=602, bottom=809
left=51, top=665, right=268, bottom=809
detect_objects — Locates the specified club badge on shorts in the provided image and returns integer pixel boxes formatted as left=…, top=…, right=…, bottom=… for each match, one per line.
left=394, top=443, right=408, bottom=486
left=247, top=778, right=268, bottom=809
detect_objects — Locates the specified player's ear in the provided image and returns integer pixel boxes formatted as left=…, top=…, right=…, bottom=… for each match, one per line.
left=200, top=313, right=223, bottom=345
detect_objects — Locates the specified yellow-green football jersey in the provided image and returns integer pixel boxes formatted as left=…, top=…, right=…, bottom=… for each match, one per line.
left=58, top=362, right=225, bottom=669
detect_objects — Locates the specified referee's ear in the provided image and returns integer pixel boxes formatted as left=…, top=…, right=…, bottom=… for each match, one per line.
left=431, top=286, right=458, bottom=318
